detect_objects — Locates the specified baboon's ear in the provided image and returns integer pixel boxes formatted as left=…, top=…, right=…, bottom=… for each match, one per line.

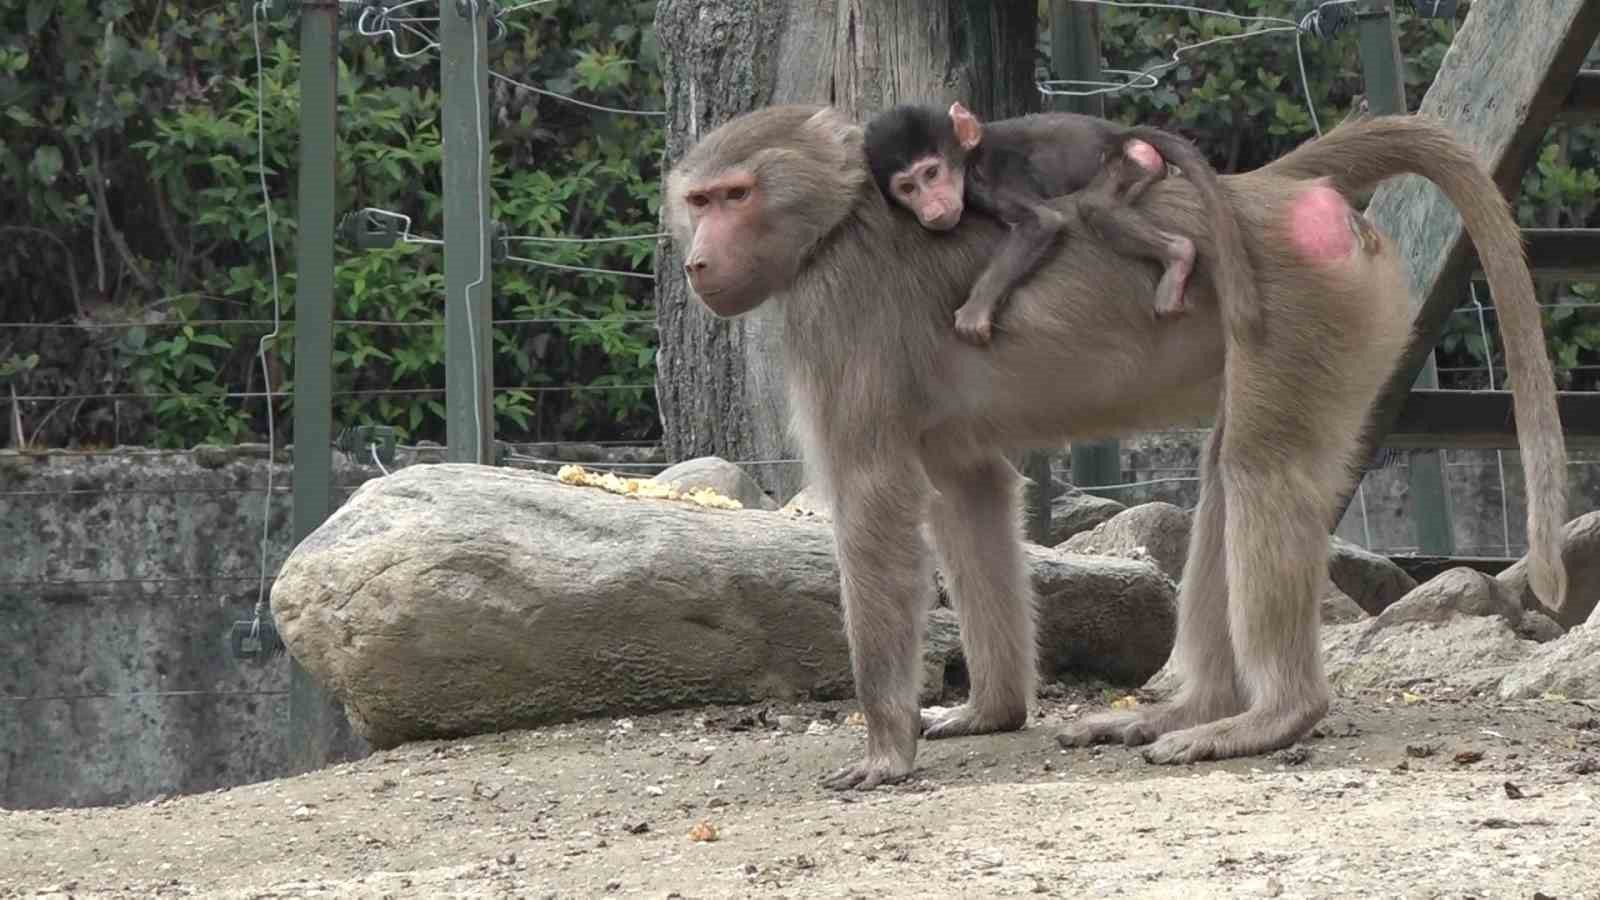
left=804, top=107, right=863, bottom=147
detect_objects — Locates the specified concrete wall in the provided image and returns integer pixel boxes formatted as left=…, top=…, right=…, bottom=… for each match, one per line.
left=2, top=438, right=1596, bottom=810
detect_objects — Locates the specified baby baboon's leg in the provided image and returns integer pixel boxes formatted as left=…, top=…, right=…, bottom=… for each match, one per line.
left=1078, top=147, right=1195, bottom=319
left=820, top=466, right=933, bottom=790
left=919, top=441, right=1036, bottom=738
left=1058, top=419, right=1244, bottom=748
left=954, top=198, right=1071, bottom=344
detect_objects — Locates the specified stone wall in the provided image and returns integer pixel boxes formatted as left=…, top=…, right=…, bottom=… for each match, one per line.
left=2, top=437, right=1595, bottom=810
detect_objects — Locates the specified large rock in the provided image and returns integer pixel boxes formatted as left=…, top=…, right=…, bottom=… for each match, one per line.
left=654, top=456, right=778, bottom=511
left=1496, top=511, right=1600, bottom=629
left=1373, top=567, right=1521, bottom=631
left=1328, top=536, right=1417, bottom=617
left=1059, top=502, right=1191, bottom=583
left=1499, top=625, right=1600, bottom=700
left=1048, top=491, right=1126, bottom=546
left=273, top=464, right=1177, bottom=748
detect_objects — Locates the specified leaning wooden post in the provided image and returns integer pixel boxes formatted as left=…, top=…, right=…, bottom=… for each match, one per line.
left=1354, top=0, right=1456, bottom=554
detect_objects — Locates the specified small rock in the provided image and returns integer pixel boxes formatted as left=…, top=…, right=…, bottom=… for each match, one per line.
left=1496, top=510, right=1600, bottom=628
left=776, top=715, right=806, bottom=734
left=1265, top=876, right=1284, bottom=897
left=644, top=785, right=665, bottom=797
left=1048, top=491, right=1126, bottom=545
left=1453, top=750, right=1484, bottom=766
left=805, top=720, right=831, bottom=736
left=1273, top=745, right=1311, bottom=766
left=290, top=805, right=315, bottom=820
left=655, top=456, right=778, bottom=511
left=688, top=821, right=719, bottom=842
left=605, top=879, right=623, bottom=892
left=1405, top=743, right=1436, bottom=759
left=1568, top=756, right=1598, bottom=775
left=1321, top=582, right=1368, bottom=624
left=1516, top=609, right=1566, bottom=643
left=1375, top=567, right=1521, bottom=631
left=496, top=851, right=517, bottom=866
left=1503, top=781, right=1527, bottom=800
left=1059, top=501, right=1191, bottom=583
left=622, top=820, right=650, bottom=834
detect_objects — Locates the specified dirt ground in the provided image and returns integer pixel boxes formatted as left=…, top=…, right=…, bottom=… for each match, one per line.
left=4, top=684, right=1599, bottom=900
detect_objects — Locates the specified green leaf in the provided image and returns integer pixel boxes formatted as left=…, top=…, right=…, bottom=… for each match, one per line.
left=29, top=145, right=63, bottom=185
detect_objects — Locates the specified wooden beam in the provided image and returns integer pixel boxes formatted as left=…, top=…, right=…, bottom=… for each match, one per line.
left=1471, top=228, right=1600, bottom=282
left=1389, top=555, right=1516, bottom=582
left=1336, top=0, right=1600, bottom=524
left=1383, top=389, right=1600, bottom=450
left=1558, top=69, right=1600, bottom=122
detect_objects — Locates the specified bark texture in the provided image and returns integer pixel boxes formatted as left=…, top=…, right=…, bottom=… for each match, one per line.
left=652, top=0, right=1037, bottom=501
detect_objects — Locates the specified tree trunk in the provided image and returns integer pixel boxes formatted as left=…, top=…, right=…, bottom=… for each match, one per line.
left=653, top=0, right=1037, bottom=502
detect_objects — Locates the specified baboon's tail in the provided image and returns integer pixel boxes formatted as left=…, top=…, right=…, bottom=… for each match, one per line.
left=1263, top=114, right=1569, bottom=616
left=1125, top=126, right=1266, bottom=347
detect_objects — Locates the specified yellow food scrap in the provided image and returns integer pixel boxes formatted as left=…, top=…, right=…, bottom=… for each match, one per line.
left=688, top=820, right=720, bottom=842
left=555, top=464, right=743, bottom=510
left=844, top=710, right=866, bottom=727
left=1401, top=691, right=1424, bottom=706
left=1109, top=695, right=1140, bottom=710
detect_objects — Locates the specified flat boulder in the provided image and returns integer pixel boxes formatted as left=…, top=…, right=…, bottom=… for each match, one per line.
left=272, top=464, right=1178, bottom=748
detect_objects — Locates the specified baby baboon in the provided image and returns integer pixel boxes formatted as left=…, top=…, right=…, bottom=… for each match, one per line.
left=863, top=101, right=1261, bottom=344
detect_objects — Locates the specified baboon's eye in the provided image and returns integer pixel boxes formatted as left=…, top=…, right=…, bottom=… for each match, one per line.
left=898, top=182, right=915, bottom=195
left=924, top=165, right=941, bottom=182
left=687, top=193, right=710, bottom=208
left=727, top=186, right=750, bottom=202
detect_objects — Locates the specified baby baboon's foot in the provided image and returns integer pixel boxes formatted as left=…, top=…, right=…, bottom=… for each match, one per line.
left=920, top=702, right=1028, bottom=740
left=1153, top=235, right=1195, bottom=319
left=1123, top=138, right=1166, bottom=175
left=953, top=303, right=995, bottom=345
left=1141, top=704, right=1325, bottom=765
left=821, top=750, right=915, bottom=791
left=1055, top=709, right=1145, bottom=748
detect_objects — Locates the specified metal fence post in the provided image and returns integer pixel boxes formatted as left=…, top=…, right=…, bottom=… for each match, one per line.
left=442, top=0, right=496, bottom=464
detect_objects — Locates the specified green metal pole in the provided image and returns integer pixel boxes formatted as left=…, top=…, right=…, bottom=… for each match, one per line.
left=1050, top=0, right=1120, bottom=501
left=442, top=0, right=495, bottom=464
left=287, top=0, right=352, bottom=774
left=1357, top=0, right=1456, bottom=555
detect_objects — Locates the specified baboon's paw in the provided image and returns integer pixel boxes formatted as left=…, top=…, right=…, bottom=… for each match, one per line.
left=820, top=754, right=914, bottom=791
left=1140, top=709, right=1312, bottom=765
left=920, top=703, right=1026, bottom=740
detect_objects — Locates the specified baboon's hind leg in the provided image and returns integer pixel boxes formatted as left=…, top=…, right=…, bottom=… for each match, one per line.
left=1057, top=418, right=1244, bottom=749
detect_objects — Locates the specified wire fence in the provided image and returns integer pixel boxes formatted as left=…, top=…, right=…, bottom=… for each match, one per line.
left=2, top=0, right=1597, bottom=811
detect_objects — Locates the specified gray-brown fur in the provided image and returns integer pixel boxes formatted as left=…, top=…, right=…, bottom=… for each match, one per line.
left=663, top=106, right=1568, bottom=790
left=864, top=105, right=1266, bottom=345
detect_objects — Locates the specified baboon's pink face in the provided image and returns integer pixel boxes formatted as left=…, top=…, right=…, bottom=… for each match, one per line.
left=675, top=169, right=773, bottom=317
left=889, top=155, right=965, bottom=231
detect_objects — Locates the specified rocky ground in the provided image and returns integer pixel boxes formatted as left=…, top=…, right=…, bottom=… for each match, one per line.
left=5, top=684, right=1598, bottom=900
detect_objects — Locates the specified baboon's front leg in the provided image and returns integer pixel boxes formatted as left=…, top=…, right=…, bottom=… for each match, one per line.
left=819, top=467, right=933, bottom=791
left=919, top=443, right=1036, bottom=738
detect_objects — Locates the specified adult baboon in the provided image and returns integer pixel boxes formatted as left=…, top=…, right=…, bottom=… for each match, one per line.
left=663, top=105, right=1568, bottom=790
